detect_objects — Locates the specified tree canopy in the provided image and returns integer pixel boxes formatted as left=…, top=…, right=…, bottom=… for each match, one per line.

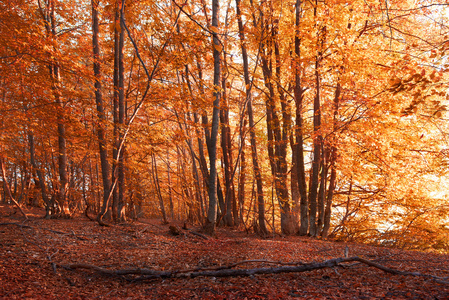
left=1, top=0, right=449, bottom=252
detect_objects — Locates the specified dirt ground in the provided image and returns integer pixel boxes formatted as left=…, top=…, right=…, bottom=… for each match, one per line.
left=1, top=204, right=448, bottom=299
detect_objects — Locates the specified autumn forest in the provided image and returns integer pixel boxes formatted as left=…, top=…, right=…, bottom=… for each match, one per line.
left=1, top=0, right=449, bottom=254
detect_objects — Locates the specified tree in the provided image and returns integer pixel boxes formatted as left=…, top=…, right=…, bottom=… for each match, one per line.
left=204, top=0, right=222, bottom=235
left=92, top=0, right=112, bottom=223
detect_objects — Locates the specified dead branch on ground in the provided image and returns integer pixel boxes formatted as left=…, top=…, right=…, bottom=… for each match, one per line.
left=61, top=256, right=449, bottom=283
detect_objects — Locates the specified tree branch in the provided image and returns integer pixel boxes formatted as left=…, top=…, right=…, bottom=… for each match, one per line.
left=61, top=256, right=449, bottom=283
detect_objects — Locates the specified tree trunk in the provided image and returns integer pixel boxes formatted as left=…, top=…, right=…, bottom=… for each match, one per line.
left=28, top=134, right=52, bottom=218
left=308, top=58, right=322, bottom=237
left=152, top=154, right=167, bottom=224
left=220, top=73, right=234, bottom=227
left=294, top=0, right=308, bottom=236
left=46, top=0, right=69, bottom=216
left=308, top=3, right=325, bottom=237
left=274, top=26, right=297, bottom=235
left=92, top=0, right=112, bottom=223
left=317, top=144, right=328, bottom=233
left=195, top=62, right=225, bottom=220
left=258, top=15, right=294, bottom=235
left=117, top=0, right=126, bottom=222
left=203, top=0, right=221, bottom=235
left=0, top=155, right=28, bottom=219
left=237, top=0, right=268, bottom=236
left=182, top=68, right=206, bottom=221
left=111, top=0, right=120, bottom=221
left=166, top=149, right=174, bottom=220
left=321, top=82, right=341, bottom=239
left=237, top=125, right=246, bottom=226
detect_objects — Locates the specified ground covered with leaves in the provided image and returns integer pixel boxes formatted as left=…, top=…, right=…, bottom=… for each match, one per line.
left=1, top=205, right=448, bottom=299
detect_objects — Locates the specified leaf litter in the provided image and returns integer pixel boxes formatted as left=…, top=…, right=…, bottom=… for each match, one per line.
left=1, top=205, right=448, bottom=299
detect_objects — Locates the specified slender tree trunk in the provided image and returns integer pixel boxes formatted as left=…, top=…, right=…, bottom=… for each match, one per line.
left=237, top=123, right=246, bottom=226
left=166, top=149, right=174, bottom=220
left=308, top=61, right=321, bottom=237
left=28, top=134, right=51, bottom=218
left=203, top=0, right=221, bottom=235
left=111, top=0, right=120, bottom=221
left=152, top=154, right=168, bottom=224
left=197, top=62, right=227, bottom=221
left=0, top=155, right=28, bottom=219
left=294, top=0, right=308, bottom=236
left=92, top=0, right=112, bottom=223
left=317, top=144, right=328, bottom=232
left=258, top=16, right=293, bottom=235
left=237, top=0, right=268, bottom=236
left=308, top=5, right=326, bottom=236
left=195, top=61, right=225, bottom=219
left=321, top=82, right=341, bottom=238
left=44, top=0, right=69, bottom=216
left=274, top=26, right=296, bottom=235
left=290, top=137, right=300, bottom=229
left=220, top=73, right=234, bottom=227
left=117, top=1, right=126, bottom=222
left=182, top=67, right=206, bottom=221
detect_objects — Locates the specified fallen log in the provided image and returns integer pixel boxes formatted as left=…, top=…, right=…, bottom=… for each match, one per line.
left=61, top=256, right=449, bottom=283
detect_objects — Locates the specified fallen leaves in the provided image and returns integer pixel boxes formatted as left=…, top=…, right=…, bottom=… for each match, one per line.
left=0, top=206, right=448, bottom=299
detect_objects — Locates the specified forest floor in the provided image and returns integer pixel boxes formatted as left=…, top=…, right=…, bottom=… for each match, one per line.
left=1, top=205, right=448, bottom=299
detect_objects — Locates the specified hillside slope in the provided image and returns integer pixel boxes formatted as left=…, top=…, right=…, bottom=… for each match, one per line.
left=1, top=205, right=448, bottom=299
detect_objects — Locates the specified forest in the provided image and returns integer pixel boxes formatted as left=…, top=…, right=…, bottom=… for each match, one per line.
left=1, top=0, right=449, bottom=252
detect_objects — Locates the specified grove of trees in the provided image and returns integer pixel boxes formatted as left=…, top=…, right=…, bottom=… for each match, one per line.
left=1, top=0, right=449, bottom=251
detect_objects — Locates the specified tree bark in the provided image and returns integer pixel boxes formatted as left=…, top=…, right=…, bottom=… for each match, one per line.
left=111, top=0, right=120, bottom=221
left=321, top=82, right=341, bottom=238
left=274, top=25, right=296, bottom=235
left=236, top=0, right=268, bottom=236
left=308, top=60, right=322, bottom=237
left=308, top=4, right=325, bottom=237
left=220, top=72, right=235, bottom=227
left=117, top=0, right=126, bottom=222
left=166, top=149, right=174, bottom=220
left=28, top=134, right=54, bottom=218
left=294, top=0, right=309, bottom=236
left=44, top=0, right=69, bottom=216
left=92, top=0, right=112, bottom=224
left=63, top=256, right=447, bottom=283
left=0, top=155, right=28, bottom=219
left=151, top=154, right=168, bottom=224
left=203, top=0, right=221, bottom=235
